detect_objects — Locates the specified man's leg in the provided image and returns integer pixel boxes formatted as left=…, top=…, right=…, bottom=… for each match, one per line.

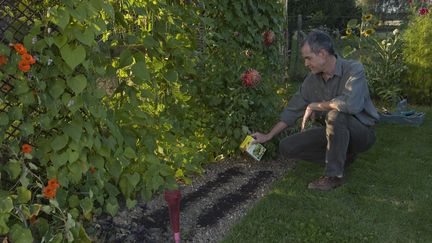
left=279, top=127, right=327, bottom=164
left=324, top=110, right=376, bottom=177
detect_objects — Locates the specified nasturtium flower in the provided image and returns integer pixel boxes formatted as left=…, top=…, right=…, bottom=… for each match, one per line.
left=13, top=43, right=27, bottom=55
left=18, top=60, right=31, bottom=72
left=43, top=186, right=57, bottom=199
left=21, top=143, right=32, bottom=154
left=0, top=55, right=8, bottom=65
left=21, top=53, right=36, bottom=65
left=43, top=178, right=60, bottom=199
left=47, top=178, right=60, bottom=189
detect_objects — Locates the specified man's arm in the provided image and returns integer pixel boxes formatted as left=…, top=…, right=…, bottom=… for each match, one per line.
left=251, top=121, right=288, bottom=144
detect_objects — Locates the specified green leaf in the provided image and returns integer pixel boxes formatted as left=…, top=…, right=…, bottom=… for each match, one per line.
left=20, top=122, right=34, bottom=136
left=51, top=134, right=69, bottom=151
left=53, top=8, right=70, bottom=30
left=105, top=197, right=119, bottom=217
left=164, top=69, right=178, bottom=82
left=49, top=79, right=66, bottom=99
left=80, top=197, right=93, bottom=214
left=74, top=27, right=94, bottom=46
left=126, top=198, right=137, bottom=209
left=132, top=62, right=150, bottom=83
left=0, top=113, right=9, bottom=126
left=106, top=160, right=122, bottom=178
left=51, top=152, right=69, bottom=168
left=0, top=197, right=13, bottom=213
left=68, top=195, right=80, bottom=208
left=128, top=172, right=140, bottom=187
left=54, top=34, right=68, bottom=48
left=63, top=121, right=82, bottom=142
left=61, top=44, right=86, bottom=70
left=16, top=187, right=31, bottom=204
left=119, top=49, right=133, bottom=67
left=347, top=19, right=358, bottom=28
left=5, top=160, right=21, bottom=180
left=151, top=175, right=164, bottom=191
left=67, top=74, right=87, bottom=95
left=68, top=148, right=80, bottom=163
left=123, top=147, right=137, bottom=159
left=9, top=224, right=33, bottom=243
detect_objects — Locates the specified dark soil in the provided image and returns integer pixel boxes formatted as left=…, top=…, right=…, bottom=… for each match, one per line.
left=95, top=156, right=296, bottom=242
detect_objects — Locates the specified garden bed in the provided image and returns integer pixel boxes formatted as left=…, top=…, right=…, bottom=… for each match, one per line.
left=95, top=156, right=296, bottom=242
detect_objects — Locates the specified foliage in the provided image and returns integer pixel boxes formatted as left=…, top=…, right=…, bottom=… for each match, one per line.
left=340, top=14, right=406, bottom=106
left=402, top=1, right=432, bottom=105
left=365, top=30, right=406, bottom=104
left=190, top=0, right=286, bottom=156
left=0, top=0, right=287, bottom=241
left=287, top=0, right=361, bottom=32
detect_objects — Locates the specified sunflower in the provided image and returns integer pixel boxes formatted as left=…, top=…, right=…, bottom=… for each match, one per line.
left=362, top=28, right=375, bottom=37
left=362, top=14, right=373, bottom=21
left=345, top=28, right=353, bottom=36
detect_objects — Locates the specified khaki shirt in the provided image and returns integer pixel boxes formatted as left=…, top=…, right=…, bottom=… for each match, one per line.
left=281, top=57, right=379, bottom=126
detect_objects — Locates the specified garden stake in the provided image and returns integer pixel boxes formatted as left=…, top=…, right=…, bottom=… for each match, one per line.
left=164, top=189, right=181, bottom=243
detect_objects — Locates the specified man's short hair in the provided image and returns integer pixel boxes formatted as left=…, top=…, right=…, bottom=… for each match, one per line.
left=301, top=30, right=335, bottom=56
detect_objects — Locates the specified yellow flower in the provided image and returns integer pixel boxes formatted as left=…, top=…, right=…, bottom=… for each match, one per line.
left=345, top=28, right=352, bottom=36
left=362, top=28, right=375, bottom=37
left=362, top=14, right=373, bottom=21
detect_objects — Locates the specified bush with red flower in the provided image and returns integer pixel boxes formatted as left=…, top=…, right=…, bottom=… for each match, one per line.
left=241, top=69, right=261, bottom=87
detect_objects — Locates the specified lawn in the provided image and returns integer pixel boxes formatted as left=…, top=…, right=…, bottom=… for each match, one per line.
left=222, top=107, right=432, bottom=243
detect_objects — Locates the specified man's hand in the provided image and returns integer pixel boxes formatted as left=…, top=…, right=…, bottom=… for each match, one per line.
left=250, top=132, right=272, bottom=144
left=301, top=106, right=315, bottom=131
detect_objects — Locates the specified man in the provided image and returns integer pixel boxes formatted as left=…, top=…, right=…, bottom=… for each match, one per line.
left=252, top=30, right=379, bottom=191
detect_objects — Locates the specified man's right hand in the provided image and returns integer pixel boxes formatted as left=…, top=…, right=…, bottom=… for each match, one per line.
left=250, top=132, right=272, bottom=144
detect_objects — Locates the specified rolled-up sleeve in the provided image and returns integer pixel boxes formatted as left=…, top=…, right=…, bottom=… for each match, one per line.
left=330, top=63, right=367, bottom=114
left=280, top=85, right=309, bottom=126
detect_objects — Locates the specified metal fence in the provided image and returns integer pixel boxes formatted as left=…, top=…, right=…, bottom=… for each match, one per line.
left=0, top=0, right=43, bottom=142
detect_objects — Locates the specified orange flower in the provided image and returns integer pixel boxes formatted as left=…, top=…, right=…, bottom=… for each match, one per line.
left=18, top=59, right=31, bottom=72
left=21, top=143, right=32, bottom=154
left=47, top=178, right=60, bottom=189
left=43, top=186, right=57, bottom=199
left=13, top=43, right=27, bottom=55
left=21, top=53, right=36, bottom=65
left=89, top=166, right=97, bottom=174
left=0, top=55, right=8, bottom=65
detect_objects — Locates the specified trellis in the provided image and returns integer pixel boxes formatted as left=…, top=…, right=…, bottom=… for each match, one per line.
left=0, top=0, right=43, bottom=142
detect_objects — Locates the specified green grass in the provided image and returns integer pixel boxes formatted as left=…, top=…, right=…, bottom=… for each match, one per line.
left=223, top=107, right=432, bottom=243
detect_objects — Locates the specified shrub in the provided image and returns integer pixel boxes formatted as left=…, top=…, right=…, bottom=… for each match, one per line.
left=402, top=3, right=432, bottom=104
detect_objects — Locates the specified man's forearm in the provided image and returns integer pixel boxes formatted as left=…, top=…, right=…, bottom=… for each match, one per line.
left=267, top=121, right=288, bottom=139
left=308, top=101, right=338, bottom=111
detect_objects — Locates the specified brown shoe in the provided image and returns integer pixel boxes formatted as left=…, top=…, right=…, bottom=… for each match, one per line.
left=308, top=176, right=345, bottom=191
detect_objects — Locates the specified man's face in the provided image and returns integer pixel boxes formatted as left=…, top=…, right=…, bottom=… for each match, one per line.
left=301, top=43, right=326, bottom=74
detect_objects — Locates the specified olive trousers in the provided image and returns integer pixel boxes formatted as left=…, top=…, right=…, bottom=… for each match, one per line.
left=279, top=110, right=376, bottom=177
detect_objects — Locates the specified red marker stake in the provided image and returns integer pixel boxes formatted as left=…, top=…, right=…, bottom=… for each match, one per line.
left=164, top=189, right=181, bottom=243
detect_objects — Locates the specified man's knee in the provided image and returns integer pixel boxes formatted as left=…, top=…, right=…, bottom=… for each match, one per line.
left=279, top=137, right=298, bottom=158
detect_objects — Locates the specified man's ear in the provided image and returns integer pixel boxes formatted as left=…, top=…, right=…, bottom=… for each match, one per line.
left=318, top=49, right=327, bottom=57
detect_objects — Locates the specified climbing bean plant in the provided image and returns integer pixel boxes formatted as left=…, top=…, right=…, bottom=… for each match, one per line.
left=0, top=0, right=286, bottom=241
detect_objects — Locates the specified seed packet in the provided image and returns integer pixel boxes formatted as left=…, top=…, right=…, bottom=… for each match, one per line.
left=239, top=135, right=266, bottom=161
